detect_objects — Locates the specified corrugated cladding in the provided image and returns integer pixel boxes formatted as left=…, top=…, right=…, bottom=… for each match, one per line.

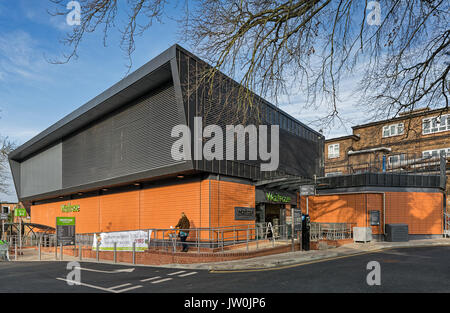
left=62, top=84, right=186, bottom=189
left=176, top=48, right=324, bottom=180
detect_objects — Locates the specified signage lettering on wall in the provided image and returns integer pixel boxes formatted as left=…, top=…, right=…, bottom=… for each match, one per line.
left=61, top=204, right=80, bottom=213
left=265, top=192, right=291, bottom=203
left=235, top=207, right=256, bottom=221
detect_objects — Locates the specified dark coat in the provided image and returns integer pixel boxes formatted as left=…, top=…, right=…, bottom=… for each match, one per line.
left=176, top=216, right=190, bottom=233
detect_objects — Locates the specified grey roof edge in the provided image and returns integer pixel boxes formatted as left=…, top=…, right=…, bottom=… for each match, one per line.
left=21, top=162, right=194, bottom=203
left=9, top=44, right=178, bottom=161
left=10, top=43, right=323, bottom=161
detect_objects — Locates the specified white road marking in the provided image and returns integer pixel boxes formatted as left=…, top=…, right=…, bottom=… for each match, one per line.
left=115, top=285, right=143, bottom=293
left=168, top=271, right=186, bottom=276
left=57, top=278, right=142, bottom=293
left=140, top=276, right=162, bottom=282
left=75, top=266, right=135, bottom=274
left=151, top=278, right=173, bottom=284
left=178, top=272, right=197, bottom=277
left=109, top=283, right=131, bottom=290
left=56, top=278, right=117, bottom=293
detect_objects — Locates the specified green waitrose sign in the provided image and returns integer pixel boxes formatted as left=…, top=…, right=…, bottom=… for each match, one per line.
left=61, top=204, right=80, bottom=213
left=265, top=192, right=291, bottom=203
left=56, top=217, right=76, bottom=226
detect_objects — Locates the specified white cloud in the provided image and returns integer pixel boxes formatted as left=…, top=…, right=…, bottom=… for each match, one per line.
left=0, top=30, right=52, bottom=83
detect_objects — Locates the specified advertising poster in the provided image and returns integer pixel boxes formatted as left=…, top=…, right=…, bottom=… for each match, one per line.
left=92, top=230, right=152, bottom=252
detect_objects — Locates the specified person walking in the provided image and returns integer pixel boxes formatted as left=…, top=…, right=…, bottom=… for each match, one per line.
left=175, top=212, right=190, bottom=252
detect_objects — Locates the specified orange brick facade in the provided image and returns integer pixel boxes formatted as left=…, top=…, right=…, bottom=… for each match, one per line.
left=300, top=191, right=444, bottom=235
left=31, top=179, right=255, bottom=237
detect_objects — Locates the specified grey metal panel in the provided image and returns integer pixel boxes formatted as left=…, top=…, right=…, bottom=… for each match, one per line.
left=62, top=84, right=187, bottom=189
left=176, top=48, right=324, bottom=180
left=8, top=159, right=21, bottom=199
left=20, top=142, right=62, bottom=198
left=9, top=47, right=176, bottom=162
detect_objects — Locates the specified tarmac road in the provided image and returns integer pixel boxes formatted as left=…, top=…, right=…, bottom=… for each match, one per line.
left=1, top=246, right=450, bottom=293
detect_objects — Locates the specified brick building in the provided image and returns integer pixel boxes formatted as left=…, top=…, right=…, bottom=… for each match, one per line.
left=324, top=107, right=450, bottom=199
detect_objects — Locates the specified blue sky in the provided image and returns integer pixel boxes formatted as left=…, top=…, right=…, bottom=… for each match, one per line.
left=0, top=0, right=367, bottom=201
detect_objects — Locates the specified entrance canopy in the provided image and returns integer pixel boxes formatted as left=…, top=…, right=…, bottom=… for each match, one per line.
left=2, top=223, right=55, bottom=236
left=256, top=176, right=313, bottom=192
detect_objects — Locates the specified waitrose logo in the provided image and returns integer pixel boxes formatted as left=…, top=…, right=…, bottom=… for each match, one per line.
left=265, top=192, right=291, bottom=203
left=61, top=204, right=80, bottom=213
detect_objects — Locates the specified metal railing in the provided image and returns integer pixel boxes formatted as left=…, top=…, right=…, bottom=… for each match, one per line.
left=74, top=223, right=300, bottom=255
left=309, top=222, right=354, bottom=241
left=2, top=222, right=360, bottom=263
left=326, top=152, right=449, bottom=176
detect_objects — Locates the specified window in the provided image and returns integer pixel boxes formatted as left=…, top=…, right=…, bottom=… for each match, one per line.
left=328, top=143, right=340, bottom=159
left=423, top=115, right=450, bottom=134
left=382, top=123, right=404, bottom=138
left=325, top=171, right=342, bottom=177
left=422, top=148, right=450, bottom=159
left=2, top=206, right=9, bottom=214
left=388, top=154, right=406, bottom=166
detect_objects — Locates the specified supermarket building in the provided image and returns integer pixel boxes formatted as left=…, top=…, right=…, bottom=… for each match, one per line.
left=8, top=45, right=447, bottom=243
left=8, top=45, right=323, bottom=238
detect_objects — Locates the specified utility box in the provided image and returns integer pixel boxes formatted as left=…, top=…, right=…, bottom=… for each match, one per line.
left=353, top=227, right=372, bottom=243
left=385, top=224, right=409, bottom=242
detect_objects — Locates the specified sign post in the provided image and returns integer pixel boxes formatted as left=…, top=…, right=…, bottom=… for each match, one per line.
left=299, top=185, right=315, bottom=251
left=14, top=208, right=27, bottom=253
left=300, top=185, right=316, bottom=215
left=56, top=217, right=76, bottom=246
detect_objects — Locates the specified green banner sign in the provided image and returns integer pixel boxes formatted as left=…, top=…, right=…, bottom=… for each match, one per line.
left=265, top=192, right=292, bottom=203
left=56, top=217, right=76, bottom=226
left=14, top=208, right=27, bottom=217
left=61, top=204, right=80, bottom=213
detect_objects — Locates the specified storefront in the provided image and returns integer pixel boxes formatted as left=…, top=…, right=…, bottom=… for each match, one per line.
left=8, top=45, right=324, bottom=239
left=255, top=189, right=297, bottom=227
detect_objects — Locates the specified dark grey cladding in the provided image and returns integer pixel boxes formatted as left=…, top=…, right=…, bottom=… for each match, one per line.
left=9, top=44, right=324, bottom=202
left=62, top=84, right=187, bottom=190
left=175, top=47, right=324, bottom=180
